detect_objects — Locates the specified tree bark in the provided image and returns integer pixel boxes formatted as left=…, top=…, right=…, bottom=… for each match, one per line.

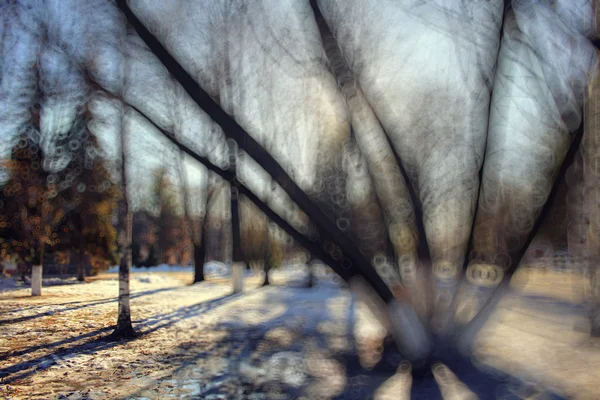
left=228, top=139, right=243, bottom=266
left=77, top=218, right=86, bottom=282
left=31, top=239, right=44, bottom=296
left=109, top=122, right=137, bottom=340
left=306, top=263, right=313, bottom=288
left=591, top=263, right=600, bottom=336
left=263, top=230, right=272, bottom=287
left=193, top=237, right=205, bottom=283
left=584, top=57, right=600, bottom=337
left=229, top=139, right=245, bottom=292
left=176, top=151, right=206, bottom=284
left=263, top=259, right=270, bottom=286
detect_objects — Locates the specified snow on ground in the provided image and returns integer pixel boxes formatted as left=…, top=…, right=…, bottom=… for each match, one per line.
left=0, top=266, right=599, bottom=399
left=107, top=261, right=258, bottom=279
left=1, top=277, right=84, bottom=293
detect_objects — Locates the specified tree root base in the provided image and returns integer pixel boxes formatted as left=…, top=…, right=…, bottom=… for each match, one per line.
left=106, top=325, right=138, bottom=341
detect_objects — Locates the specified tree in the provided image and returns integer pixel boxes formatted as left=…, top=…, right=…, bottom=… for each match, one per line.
left=260, top=179, right=278, bottom=286
left=238, top=196, right=268, bottom=282
left=131, top=210, right=159, bottom=268
left=150, top=166, right=189, bottom=265
left=119, top=2, right=396, bottom=303
left=176, top=151, right=207, bottom=283
left=580, top=57, right=600, bottom=336
left=0, top=132, right=67, bottom=292
left=263, top=223, right=285, bottom=286
left=54, top=120, right=120, bottom=281
left=228, top=139, right=245, bottom=292
left=109, top=110, right=136, bottom=340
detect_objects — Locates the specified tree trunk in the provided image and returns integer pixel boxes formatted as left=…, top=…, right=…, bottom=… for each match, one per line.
left=120, top=4, right=395, bottom=303
left=19, top=260, right=26, bottom=282
left=306, top=264, right=313, bottom=288
left=176, top=150, right=205, bottom=284
left=231, top=184, right=244, bottom=292
left=109, top=124, right=137, bottom=340
left=263, top=258, right=271, bottom=287
left=584, top=57, right=600, bottom=337
left=229, top=139, right=245, bottom=292
left=77, top=220, right=86, bottom=282
left=193, top=238, right=205, bottom=283
left=31, top=240, right=44, bottom=296
left=112, top=214, right=136, bottom=339
left=591, top=266, right=600, bottom=336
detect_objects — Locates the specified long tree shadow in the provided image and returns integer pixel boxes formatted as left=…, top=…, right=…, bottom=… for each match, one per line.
left=0, top=277, right=85, bottom=294
left=2, top=281, right=573, bottom=398
left=121, top=285, right=569, bottom=400
left=119, top=286, right=341, bottom=399
left=119, top=286, right=406, bottom=399
left=0, top=285, right=189, bottom=324
left=0, top=292, right=242, bottom=385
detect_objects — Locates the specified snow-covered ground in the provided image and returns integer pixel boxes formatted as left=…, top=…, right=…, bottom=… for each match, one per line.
left=106, top=261, right=290, bottom=279
left=106, top=261, right=228, bottom=276
left=0, top=266, right=599, bottom=399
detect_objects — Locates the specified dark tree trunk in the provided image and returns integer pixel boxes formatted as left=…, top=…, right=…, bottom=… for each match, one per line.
left=193, top=238, right=205, bottom=283
left=591, top=306, right=600, bottom=337
left=263, top=257, right=271, bottom=287
left=591, top=263, right=600, bottom=337
left=19, top=260, right=26, bottom=282
left=229, top=140, right=243, bottom=266
left=40, top=239, right=44, bottom=264
left=77, top=219, right=86, bottom=282
left=585, top=63, right=600, bottom=337
left=306, top=264, right=314, bottom=288
left=119, top=5, right=395, bottom=303
left=177, top=149, right=206, bottom=285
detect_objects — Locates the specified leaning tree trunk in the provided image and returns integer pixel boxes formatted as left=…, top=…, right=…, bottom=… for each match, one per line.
left=583, top=51, right=600, bottom=337
left=119, top=1, right=431, bottom=365
left=109, top=124, right=137, bottom=340
left=313, top=0, right=503, bottom=337
left=455, top=5, right=598, bottom=352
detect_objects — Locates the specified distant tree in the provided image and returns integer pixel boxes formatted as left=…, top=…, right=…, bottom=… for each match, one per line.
left=0, top=118, right=120, bottom=283
left=53, top=119, right=120, bottom=281
left=263, top=223, right=286, bottom=286
left=0, top=132, right=67, bottom=281
left=239, top=196, right=268, bottom=275
left=131, top=210, right=159, bottom=268
left=176, top=151, right=216, bottom=283
left=150, top=166, right=189, bottom=265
